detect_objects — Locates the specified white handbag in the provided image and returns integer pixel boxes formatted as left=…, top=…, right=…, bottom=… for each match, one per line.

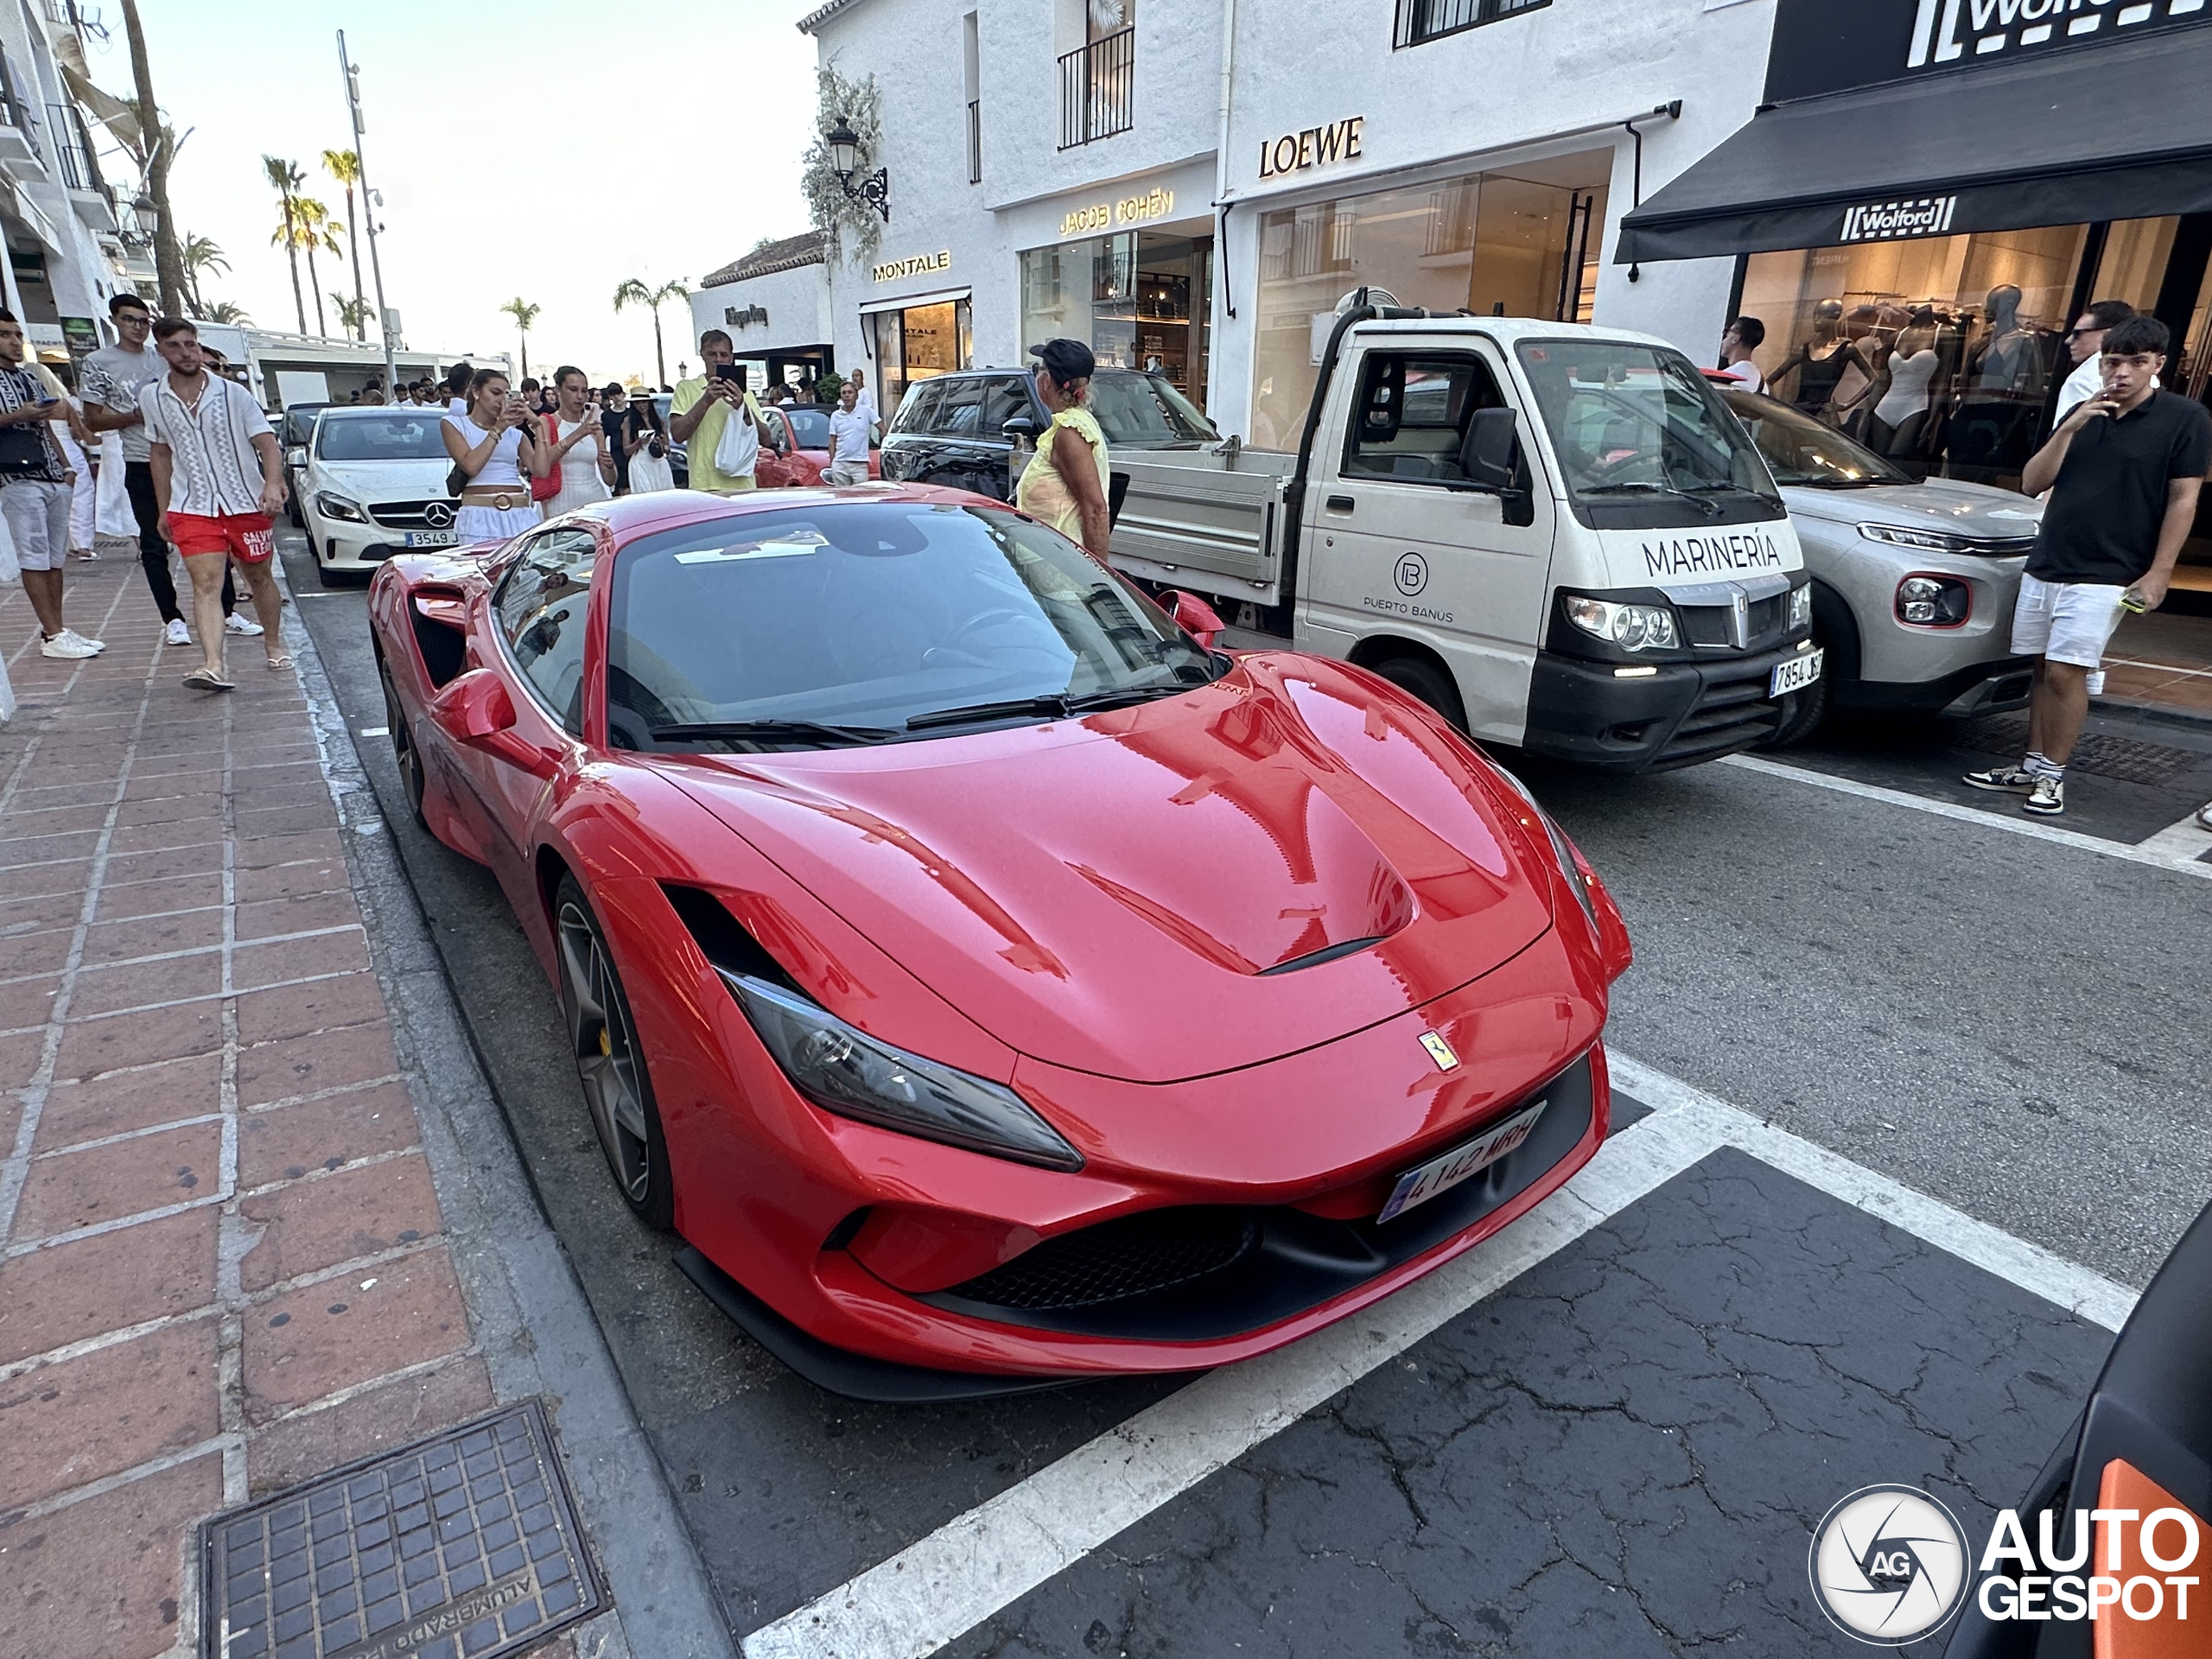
left=711, top=397, right=759, bottom=480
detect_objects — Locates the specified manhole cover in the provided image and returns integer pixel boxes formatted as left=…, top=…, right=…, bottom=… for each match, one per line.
left=199, top=1399, right=603, bottom=1659
left=1955, top=715, right=2200, bottom=785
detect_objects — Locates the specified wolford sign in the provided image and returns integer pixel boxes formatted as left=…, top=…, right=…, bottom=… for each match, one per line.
left=1840, top=195, right=1958, bottom=242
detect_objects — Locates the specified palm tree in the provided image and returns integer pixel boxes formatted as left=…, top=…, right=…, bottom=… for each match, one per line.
left=499, top=297, right=541, bottom=378
left=335, top=295, right=372, bottom=336
left=202, top=300, right=251, bottom=325
left=612, top=278, right=691, bottom=390
left=178, top=232, right=227, bottom=316
left=262, top=156, right=307, bottom=333
left=271, top=194, right=336, bottom=336
left=321, top=149, right=367, bottom=340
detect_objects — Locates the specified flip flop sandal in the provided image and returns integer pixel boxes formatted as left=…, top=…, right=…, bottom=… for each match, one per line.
left=182, top=668, right=235, bottom=692
left=265, top=653, right=295, bottom=671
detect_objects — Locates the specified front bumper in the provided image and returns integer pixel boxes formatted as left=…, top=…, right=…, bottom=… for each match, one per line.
left=1835, top=653, right=2035, bottom=716
left=667, top=924, right=1613, bottom=1387
left=1524, top=642, right=1816, bottom=771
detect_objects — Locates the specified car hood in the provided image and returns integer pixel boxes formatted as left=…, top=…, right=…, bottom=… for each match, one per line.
left=307, top=458, right=454, bottom=500
left=1781, top=476, right=2044, bottom=538
left=654, top=655, right=1559, bottom=1084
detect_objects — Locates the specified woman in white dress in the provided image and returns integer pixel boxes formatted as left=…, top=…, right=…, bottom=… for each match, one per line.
left=441, top=369, right=545, bottom=543
left=540, top=365, right=615, bottom=517
left=625, top=393, right=676, bottom=494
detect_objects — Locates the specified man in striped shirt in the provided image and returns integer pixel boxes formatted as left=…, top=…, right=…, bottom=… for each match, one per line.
left=141, top=319, right=289, bottom=691
left=0, top=310, right=102, bottom=658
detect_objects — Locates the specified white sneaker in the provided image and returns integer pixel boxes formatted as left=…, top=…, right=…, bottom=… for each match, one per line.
left=163, top=618, right=192, bottom=646
left=40, top=631, right=99, bottom=659
left=59, top=628, right=104, bottom=654
left=224, top=613, right=264, bottom=638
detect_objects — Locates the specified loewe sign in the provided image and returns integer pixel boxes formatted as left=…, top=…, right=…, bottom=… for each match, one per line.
left=1257, top=117, right=1364, bottom=180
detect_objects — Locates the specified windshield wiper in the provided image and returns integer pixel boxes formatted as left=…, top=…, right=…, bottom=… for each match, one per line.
left=1800, top=476, right=1891, bottom=490
left=648, top=720, right=901, bottom=750
left=903, top=684, right=1185, bottom=733
left=1580, top=481, right=1722, bottom=518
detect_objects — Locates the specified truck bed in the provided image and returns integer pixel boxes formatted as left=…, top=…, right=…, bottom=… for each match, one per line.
left=1109, top=446, right=1297, bottom=606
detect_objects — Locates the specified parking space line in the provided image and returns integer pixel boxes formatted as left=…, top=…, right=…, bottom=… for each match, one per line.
left=745, top=1053, right=2138, bottom=1659
left=2134, top=807, right=2212, bottom=861
left=1721, top=752, right=2212, bottom=879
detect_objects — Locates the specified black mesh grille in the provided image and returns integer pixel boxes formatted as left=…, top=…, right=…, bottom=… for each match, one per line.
left=950, top=1208, right=1258, bottom=1310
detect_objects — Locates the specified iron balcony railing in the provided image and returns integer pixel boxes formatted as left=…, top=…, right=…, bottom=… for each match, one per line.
left=1058, top=25, right=1133, bottom=149
left=1395, top=0, right=1548, bottom=48
left=47, top=102, right=102, bottom=194
left=967, top=99, right=982, bottom=183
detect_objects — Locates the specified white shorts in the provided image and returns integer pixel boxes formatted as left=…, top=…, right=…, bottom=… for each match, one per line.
left=2010, top=573, right=2127, bottom=671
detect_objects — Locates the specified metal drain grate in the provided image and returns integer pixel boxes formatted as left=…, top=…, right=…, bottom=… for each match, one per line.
left=1955, top=715, right=2202, bottom=785
left=199, top=1399, right=603, bottom=1659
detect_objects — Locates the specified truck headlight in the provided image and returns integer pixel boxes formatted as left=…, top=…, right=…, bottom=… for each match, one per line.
left=1789, top=582, right=1814, bottom=630
left=1563, top=594, right=1679, bottom=652
left=721, top=972, right=1084, bottom=1171
left=1896, top=575, right=1970, bottom=627
left=315, top=493, right=368, bottom=524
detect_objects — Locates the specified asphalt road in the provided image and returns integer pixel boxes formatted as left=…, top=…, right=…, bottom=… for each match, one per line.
left=273, top=528, right=2210, bottom=1655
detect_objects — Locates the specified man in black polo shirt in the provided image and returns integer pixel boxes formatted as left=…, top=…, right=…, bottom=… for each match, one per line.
left=1965, top=316, right=2209, bottom=817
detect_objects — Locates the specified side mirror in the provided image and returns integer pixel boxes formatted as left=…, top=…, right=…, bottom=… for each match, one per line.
left=1459, top=408, right=1521, bottom=493
left=429, top=668, right=516, bottom=743
left=1001, top=415, right=1040, bottom=443
left=1161, top=588, right=1224, bottom=652
left=285, top=446, right=307, bottom=468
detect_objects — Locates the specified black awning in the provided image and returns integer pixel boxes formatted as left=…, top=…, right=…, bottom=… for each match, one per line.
left=1616, top=29, right=2212, bottom=264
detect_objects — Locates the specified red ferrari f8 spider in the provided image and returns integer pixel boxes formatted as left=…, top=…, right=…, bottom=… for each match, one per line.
left=368, top=485, right=1633, bottom=1398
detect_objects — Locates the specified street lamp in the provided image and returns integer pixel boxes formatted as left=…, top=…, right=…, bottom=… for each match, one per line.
left=824, top=115, right=889, bottom=223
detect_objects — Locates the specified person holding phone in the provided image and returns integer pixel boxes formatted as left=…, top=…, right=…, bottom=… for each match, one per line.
left=0, top=309, right=99, bottom=658
left=442, top=368, right=547, bottom=543
left=667, top=329, right=766, bottom=493
left=1965, top=315, right=2210, bottom=818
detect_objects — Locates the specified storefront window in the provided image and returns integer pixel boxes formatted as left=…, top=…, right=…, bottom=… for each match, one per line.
left=868, top=298, right=972, bottom=417
left=1019, top=231, right=1212, bottom=405
left=1249, top=149, right=1607, bottom=450
left=1738, top=227, right=2088, bottom=491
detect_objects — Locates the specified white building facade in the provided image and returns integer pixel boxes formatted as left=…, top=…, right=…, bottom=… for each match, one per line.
left=696, top=0, right=1770, bottom=436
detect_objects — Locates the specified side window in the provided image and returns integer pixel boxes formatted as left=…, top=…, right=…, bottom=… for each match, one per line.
left=977, top=376, right=1032, bottom=437
left=888, top=380, right=941, bottom=435
left=931, top=378, right=987, bottom=437
left=760, top=409, right=790, bottom=454
left=494, top=528, right=597, bottom=734
left=1343, top=353, right=1506, bottom=486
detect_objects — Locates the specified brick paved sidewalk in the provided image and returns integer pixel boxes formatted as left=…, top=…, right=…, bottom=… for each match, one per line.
left=0, top=553, right=547, bottom=1658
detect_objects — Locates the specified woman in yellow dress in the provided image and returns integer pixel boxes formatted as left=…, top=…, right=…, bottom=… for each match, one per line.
left=1014, top=338, right=1112, bottom=567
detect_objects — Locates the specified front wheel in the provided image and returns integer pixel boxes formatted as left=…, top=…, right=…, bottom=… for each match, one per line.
left=555, top=875, right=675, bottom=1231
left=1370, top=656, right=1469, bottom=733
left=378, top=656, right=429, bottom=830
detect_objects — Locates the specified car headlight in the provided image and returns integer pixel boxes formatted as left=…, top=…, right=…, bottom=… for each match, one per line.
left=315, top=492, right=368, bottom=524
left=1563, top=594, right=1680, bottom=652
left=1789, top=582, right=1814, bottom=630
left=1860, top=523, right=1974, bottom=555
left=1896, top=574, right=1971, bottom=627
left=721, top=972, right=1084, bottom=1171
left=1490, top=768, right=1599, bottom=931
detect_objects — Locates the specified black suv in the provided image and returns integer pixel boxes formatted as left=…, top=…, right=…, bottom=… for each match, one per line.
left=879, top=366, right=1218, bottom=500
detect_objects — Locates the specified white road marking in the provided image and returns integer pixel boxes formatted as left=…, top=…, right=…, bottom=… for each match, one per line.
left=1720, top=753, right=2212, bottom=880
left=741, top=1054, right=2136, bottom=1659
left=358, top=726, right=389, bottom=737
left=2133, top=807, right=2212, bottom=862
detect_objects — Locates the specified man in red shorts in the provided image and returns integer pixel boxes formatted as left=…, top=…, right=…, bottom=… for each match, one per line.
left=141, top=317, right=288, bottom=689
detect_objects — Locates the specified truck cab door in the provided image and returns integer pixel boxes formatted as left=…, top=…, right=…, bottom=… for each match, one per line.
left=1303, top=342, right=1555, bottom=744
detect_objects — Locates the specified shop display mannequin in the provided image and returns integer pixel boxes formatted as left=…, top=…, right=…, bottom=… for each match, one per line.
left=1868, top=307, right=1947, bottom=460
left=1773, top=300, right=1878, bottom=426
left=1946, top=284, right=2055, bottom=486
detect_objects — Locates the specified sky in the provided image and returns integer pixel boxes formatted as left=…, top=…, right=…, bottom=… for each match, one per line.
left=86, top=0, right=820, bottom=385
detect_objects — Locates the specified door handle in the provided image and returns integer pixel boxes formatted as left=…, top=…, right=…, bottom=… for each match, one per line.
left=1326, top=495, right=1355, bottom=513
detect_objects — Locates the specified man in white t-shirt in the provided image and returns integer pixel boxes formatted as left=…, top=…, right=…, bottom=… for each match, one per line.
left=823, top=379, right=874, bottom=486
left=1717, top=316, right=1766, bottom=394
left=2053, top=301, right=2141, bottom=428
left=847, top=365, right=880, bottom=431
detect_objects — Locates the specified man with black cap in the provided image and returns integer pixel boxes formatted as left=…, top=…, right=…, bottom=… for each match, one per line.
left=1015, top=338, right=1111, bottom=565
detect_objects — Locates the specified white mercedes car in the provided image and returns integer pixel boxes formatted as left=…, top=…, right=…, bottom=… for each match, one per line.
left=294, top=407, right=462, bottom=586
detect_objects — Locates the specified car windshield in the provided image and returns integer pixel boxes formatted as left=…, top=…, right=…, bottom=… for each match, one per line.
left=782, top=407, right=831, bottom=449
left=1515, top=340, right=1783, bottom=528
left=607, top=502, right=1223, bottom=748
left=1088, top=374, right=1219, bottom=448
left=315, top=414, right=451, bottom=461
left=1716, top=388, right=1910, bottom=486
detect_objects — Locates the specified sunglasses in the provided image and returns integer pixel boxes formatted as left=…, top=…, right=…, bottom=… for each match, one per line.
left=2065, top=327, right=2104, bottom=341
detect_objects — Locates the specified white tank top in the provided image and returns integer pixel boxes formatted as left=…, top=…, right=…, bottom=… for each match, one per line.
left=446, top=412, right=525, bottom=488
left=544, top=415, right=610, bottom=506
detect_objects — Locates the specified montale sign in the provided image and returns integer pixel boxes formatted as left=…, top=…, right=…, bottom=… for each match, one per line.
left=1257, top=117, right=1364, bottom=180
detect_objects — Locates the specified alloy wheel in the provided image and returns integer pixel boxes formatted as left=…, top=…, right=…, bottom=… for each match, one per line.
left=557, top=899, right=655, bottom=1206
